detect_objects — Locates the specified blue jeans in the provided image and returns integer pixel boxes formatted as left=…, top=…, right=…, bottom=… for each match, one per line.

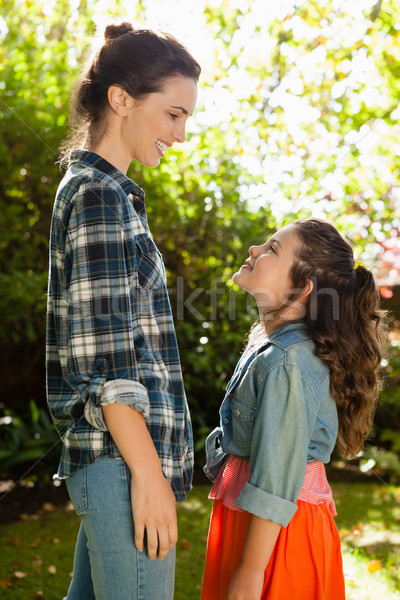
left=64, top=458, right=176, bottom=600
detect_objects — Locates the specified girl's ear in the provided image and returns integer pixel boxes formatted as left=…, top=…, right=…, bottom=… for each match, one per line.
left=302, top=278, right=314, bottom=298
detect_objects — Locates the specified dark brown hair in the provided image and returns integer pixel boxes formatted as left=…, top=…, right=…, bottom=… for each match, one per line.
left=251, top=218, right=387, bottom=458
left=292, top=219, right=387, bottom=457
left=59, top=22, right=201, bottom=163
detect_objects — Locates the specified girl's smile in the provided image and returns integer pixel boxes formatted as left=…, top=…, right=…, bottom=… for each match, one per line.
left=241, top=259, right=253, bottom=271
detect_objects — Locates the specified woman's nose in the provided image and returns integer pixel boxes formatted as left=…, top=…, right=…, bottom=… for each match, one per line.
left=174, top=121, right=186, bottom=143
left=249, top=245, right=260, bottom=257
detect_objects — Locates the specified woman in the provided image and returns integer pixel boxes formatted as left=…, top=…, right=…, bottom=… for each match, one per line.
left=46, top=22, right=200, bottom=600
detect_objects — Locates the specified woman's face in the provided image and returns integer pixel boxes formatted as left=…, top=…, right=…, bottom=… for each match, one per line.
left=233, top=224, right=304, bottom=315
left=125, top=75, right=198, bottom=168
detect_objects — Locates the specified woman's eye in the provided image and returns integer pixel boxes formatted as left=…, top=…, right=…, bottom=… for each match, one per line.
left=169, top=113, right=179, bottom=120
left=267, top=245, right=276, bottom=254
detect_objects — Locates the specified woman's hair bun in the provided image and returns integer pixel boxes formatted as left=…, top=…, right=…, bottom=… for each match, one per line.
left=104, top=22, right=134, bottom=41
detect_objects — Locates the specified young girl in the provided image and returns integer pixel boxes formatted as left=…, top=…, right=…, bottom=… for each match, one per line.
left=201, top=219, right=386, bottom=600
left=46, top=22, right=200, bottom=600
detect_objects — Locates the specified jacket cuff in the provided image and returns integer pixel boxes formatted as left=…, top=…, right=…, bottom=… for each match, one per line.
left=84, top=379, right=150, bottom=431
left=203, top=427, right=227, bottom=482
left=235, top=482, right=298, bottom=527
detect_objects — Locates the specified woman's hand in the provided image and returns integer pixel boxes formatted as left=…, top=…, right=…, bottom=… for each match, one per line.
left=227, top=564, right=264, bottom=600
left=101, top=403, right=178, bottom=560
left=131, top=467, right=178, bottom=561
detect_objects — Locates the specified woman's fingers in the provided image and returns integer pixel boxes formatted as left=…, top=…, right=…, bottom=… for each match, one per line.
left=146, top=525, right=159, bottom=561
left=131, top=471, right=178, bottom=560
left=134, top=519, right=145, bottom=553
left=139, top=523, right=175, bottom=561
left=168, top=520, right=178, bottom=549
left=157, top=527, right=171, bottom=561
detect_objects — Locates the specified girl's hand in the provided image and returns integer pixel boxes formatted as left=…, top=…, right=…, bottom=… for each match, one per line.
left=227, top=514, right=280, bottom=599
left=131, top=468, right=178, bottom=561
left=227, top=564, right=264, bottom=600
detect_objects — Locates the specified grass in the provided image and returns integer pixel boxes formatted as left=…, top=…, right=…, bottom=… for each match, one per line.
left=333, top=482, right=400, bottom=599
left=0, top=482, right=399, bottom=599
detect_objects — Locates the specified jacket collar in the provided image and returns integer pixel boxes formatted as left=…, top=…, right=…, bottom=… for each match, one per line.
left=268, top=319, right=309, bottom=347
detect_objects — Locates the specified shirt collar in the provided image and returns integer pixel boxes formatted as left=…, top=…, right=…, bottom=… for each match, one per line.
left=68, top=149, right=145, bottom=200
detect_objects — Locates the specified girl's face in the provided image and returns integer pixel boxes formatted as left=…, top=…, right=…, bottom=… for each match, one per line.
left=233, top=224, right=304, bottom=317
left=124, top=75, right=198, bottom=168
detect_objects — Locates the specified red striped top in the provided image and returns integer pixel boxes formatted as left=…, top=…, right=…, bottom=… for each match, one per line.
left=209, top=455, right=336, bottom=516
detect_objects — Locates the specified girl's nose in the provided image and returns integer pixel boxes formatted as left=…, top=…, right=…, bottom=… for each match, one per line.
left=249, top=245, right=260, bottom=258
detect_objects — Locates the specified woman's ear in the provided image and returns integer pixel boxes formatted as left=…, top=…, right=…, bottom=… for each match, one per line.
left=107, top=85, right=134, bottom=116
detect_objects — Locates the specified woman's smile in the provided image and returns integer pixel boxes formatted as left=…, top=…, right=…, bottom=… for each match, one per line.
left=155, top=139, right=171, bottom=156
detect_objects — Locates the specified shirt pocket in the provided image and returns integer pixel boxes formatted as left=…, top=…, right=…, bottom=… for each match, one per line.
left=135, top=235, right=166, bottom=289
left=230, top=395, right=256, bottom=453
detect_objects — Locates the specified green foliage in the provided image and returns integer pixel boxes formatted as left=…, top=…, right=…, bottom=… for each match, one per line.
left=0, top=400, right=60, bottom=477
left=366, top=344, right=400, bottom=478
left=0, top=0, right=91, bottom=341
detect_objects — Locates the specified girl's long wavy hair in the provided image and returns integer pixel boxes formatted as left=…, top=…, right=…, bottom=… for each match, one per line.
left=250, top=218, right=388, bottom=458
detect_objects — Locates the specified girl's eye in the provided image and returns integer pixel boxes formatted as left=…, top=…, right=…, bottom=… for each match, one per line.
left=169, top=113, right=179, bottom=120
left=267, top=244, right=276, bottom=254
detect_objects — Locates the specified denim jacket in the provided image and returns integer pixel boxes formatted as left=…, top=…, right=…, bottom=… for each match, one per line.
left=204, top=320, right=338, bottom=526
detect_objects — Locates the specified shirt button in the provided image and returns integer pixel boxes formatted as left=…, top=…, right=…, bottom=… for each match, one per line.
left=96, top=365, right=104, bottom=373
left=223, top=418, right=229, bottom=424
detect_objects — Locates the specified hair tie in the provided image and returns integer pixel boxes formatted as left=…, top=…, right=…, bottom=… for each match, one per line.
left=354, top=259, right=364, bottom=270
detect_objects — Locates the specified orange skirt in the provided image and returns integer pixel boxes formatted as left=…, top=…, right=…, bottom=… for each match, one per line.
left=201, top=498, right=345, bottom=600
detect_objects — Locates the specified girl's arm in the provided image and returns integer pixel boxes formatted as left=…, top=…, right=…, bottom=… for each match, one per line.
left=101, top=403, right=177, bottom=561
left=227, top=515, right=281, bottom=600
left=228, top=363, right=312, bottom=599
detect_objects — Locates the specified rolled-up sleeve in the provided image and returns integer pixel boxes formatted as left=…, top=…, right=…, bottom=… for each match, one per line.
left=64, top=184, right=149, bottom=429
left=235, top=363, right=318, bottom=526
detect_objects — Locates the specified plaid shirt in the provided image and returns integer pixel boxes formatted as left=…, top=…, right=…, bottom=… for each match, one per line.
left=46, top=149, right=193, bottom=501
